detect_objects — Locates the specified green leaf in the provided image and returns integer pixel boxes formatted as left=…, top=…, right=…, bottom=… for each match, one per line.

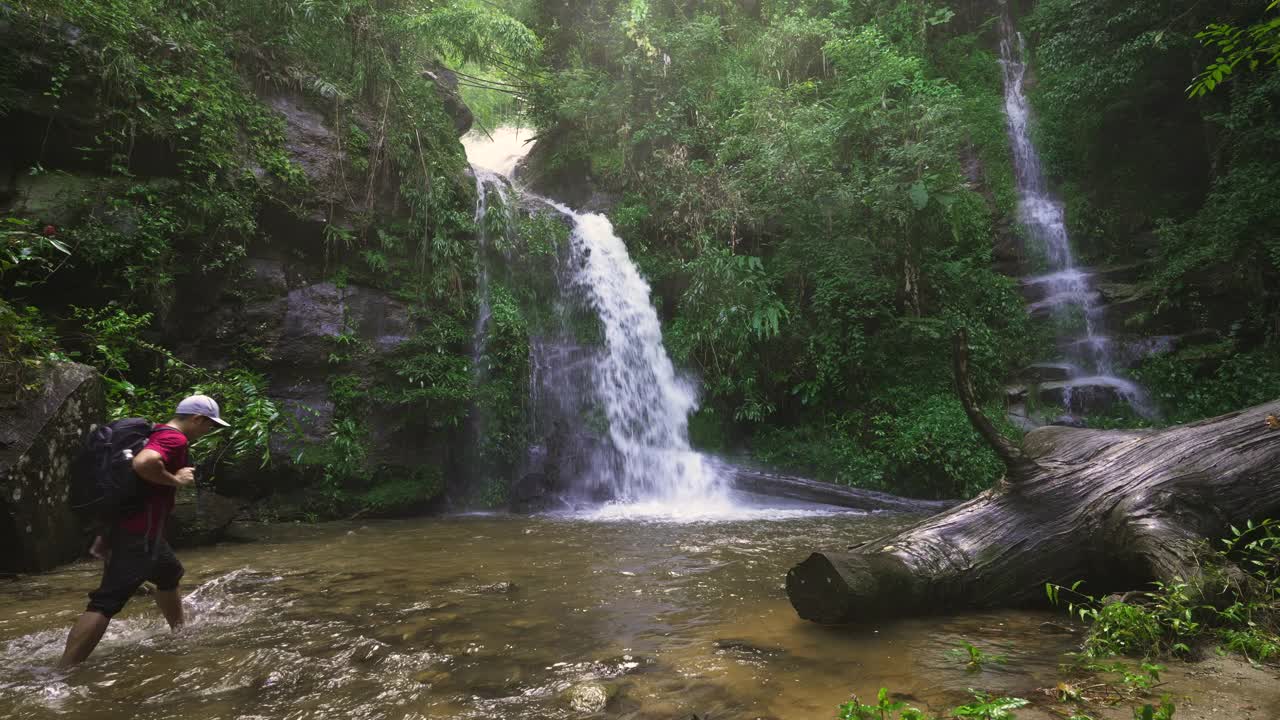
left=909, top=181, right=929, bottom=210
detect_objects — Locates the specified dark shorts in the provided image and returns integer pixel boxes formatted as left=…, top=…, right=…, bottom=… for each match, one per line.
left=86, top=532, right=184, bottom=618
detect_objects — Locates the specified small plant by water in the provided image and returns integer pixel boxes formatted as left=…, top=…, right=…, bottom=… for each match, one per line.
left=946, top=640, right=1008, bottom=672
left=836, top=688, right=1029, bottom=720
left=836, top=687, right=1180, bottom=720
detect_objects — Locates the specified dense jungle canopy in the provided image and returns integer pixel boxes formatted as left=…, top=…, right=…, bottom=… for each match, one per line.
left=2, top=0, right=1279, bottom=513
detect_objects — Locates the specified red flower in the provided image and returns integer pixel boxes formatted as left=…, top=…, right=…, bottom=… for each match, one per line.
left=41, top=224, right=58, bottom=237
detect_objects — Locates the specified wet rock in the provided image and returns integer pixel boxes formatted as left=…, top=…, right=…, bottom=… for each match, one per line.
left=563, top=682, right=610, bottom=714
left=519, top=131, right=619, bottom=214
left=414, top=669, right=451, bottom=685
left=475, top=581, right=517, bottom=594
left=1020, top=362, right=1078, bottom=383
left=1006, top=403, right=1041, bottom=432
left=1005, top=385, right=1028, bottom=404
left=168, top=490, right=245, bottom=548
left=0, top=361, right=102, bottom=573
left=1089, top=260, right=1149, bottom=284
left=422, top=65, right=473, bottom=136
left=712, top=639, right=786, bottom=658
left=510, top=471, right=572, bottom=513
left=6, top=172, right=99, bottom=226
left=1037, top=379, right=1129, bottom=415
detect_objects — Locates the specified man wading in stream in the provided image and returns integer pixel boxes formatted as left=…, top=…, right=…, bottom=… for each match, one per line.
left=57, top=395, right=229, bottom=668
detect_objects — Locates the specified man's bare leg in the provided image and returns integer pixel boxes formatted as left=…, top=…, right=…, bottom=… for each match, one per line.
left=154, top=589, right=184, bottom=630
left=57, top=611, right=110, bottom=669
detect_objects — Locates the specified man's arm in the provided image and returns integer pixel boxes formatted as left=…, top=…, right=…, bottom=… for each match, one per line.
left=132, top=449, right=194, bottom=487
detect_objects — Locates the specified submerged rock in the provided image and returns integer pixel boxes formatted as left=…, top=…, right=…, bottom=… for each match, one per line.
left=562, top=682, right=610, bottom=713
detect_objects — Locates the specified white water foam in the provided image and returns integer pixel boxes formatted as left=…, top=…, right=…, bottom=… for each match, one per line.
left=0, top=569, right=279, bottom=711
left=572, top=501, right=860, bottom=524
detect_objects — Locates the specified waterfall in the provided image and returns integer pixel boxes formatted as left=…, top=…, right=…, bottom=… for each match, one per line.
left=550, top=202, right=729, bottom=506
left=997, top=6, right=1153, bottom=419
left=463, top=128, right=729, bottom=510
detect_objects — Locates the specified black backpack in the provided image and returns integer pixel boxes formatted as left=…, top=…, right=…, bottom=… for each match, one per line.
left=72, top=418, right=158, bottom=524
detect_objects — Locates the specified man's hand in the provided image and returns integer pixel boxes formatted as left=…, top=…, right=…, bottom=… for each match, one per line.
left=133, top=450, right=194, bottom=488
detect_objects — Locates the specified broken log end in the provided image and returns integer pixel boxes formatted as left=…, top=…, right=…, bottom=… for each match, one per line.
left=786, top=550, right=926, bottom=624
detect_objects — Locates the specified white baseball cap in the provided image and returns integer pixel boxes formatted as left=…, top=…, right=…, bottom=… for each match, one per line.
left=176, top=394, right=231, bottom=427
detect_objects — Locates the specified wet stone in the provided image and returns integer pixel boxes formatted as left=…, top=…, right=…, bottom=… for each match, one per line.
left=712, top=639, right=786, bottom=659
left=1021, top=362, right=1078, bottom=383
left=475, top=581, right=518, bottom=594
left=1037, top=380, right=1126, bottom=415
left=413, top=669, right=451, bottom=685
left=563, top=682, right=610, bottom=713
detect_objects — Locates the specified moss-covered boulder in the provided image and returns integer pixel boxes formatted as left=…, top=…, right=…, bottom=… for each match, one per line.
left=0, top=361, right=101, bottom=574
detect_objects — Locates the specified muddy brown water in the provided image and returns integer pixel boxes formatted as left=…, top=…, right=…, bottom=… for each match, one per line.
left=2, top=511, right=1275, bottom=719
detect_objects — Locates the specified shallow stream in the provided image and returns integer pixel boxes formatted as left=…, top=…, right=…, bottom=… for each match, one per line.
left=0, top=511, right=1125, bottom=719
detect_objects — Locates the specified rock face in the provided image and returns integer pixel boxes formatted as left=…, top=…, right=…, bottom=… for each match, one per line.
left=169, top=491, right=245, bottom=548
left=1037, top=377, right=1138, bottom=416
left=0, top=362, right=102, bottom=574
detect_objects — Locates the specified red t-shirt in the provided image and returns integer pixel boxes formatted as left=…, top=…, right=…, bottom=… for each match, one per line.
left=119, top=425, right=189, bottom=538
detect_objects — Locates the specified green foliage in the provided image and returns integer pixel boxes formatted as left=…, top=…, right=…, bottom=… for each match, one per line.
left=527, top=0, right=1034, bottom=498
left=836, top=688, right=1029, bottom=720
left=69, top=304, right=285, bottom=471
left=946, top=641, right=1008, bottom=672
left=1133, top=698, right=1177, bottom=720
left=951, top=691, right=1029, bottom=720
left=358, top=466, right=443, bottom=514
left=1188, top=1, right=1280, bottom=97
left=838, top=687, right=933, bottom=720
left=1134, top=346, right=1280, bottom=424
left=0, top=301, right=68, bottom=401
left=1048, top=521, right=1280, bottom=662
left=1, top=217, right=71, bottom=284
left=474, top=283, right=531, bottom=476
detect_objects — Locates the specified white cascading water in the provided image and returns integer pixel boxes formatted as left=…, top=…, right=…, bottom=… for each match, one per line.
left=998, top=7, right=1152, bottom=418
left=463, top=128, right=730, bottom=512
left=550, top=202, right=730, bottom=507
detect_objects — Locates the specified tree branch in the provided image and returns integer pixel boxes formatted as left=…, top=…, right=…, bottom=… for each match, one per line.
left=952, top=328, right=1040, bottom=481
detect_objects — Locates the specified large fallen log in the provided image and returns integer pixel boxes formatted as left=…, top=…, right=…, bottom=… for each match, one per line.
left=730, top=467, right=955, bottom=514
left=786, top=330, right=1280, bottom=624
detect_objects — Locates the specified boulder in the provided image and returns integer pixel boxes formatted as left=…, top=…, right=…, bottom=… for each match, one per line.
left=1004, top=385, right=1028, bottom=404
left=0, top=362, right=102, bottom=574
left=1006, top=402, right=1040, bottom=432
left=168, top=490, right=245, bottom=547
left=422, top=65, right=474, bottom=136
left=509, top=471, right=571, bottom=513
left=1020, top=362, right=1078, bottom=383
left=1036, top=377, right=1136, bottom=415
left=562, top=683, right=610, bottom=714
left=518, top=131, right=619, bottom=213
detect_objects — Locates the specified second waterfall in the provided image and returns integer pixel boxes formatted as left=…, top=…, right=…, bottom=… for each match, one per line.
left=998, top=5, right=1153, bottom=421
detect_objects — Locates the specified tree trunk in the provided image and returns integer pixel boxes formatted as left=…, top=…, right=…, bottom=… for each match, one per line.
left=786, top=330, right=1280, bottom=624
